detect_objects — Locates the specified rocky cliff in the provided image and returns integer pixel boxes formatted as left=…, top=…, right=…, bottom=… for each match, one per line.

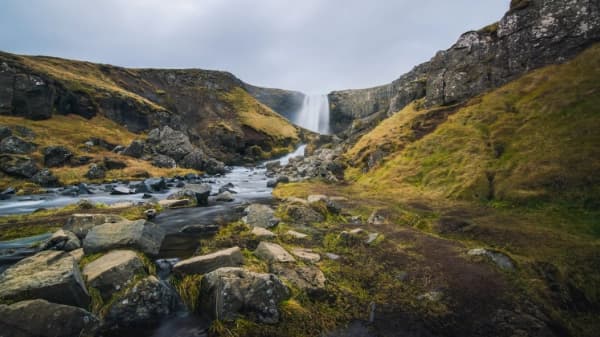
left=0, top=53, right=304, bottom=165
left=244, top=84, right=305, bottom=121
left=328, top=0, right=600, bottom=134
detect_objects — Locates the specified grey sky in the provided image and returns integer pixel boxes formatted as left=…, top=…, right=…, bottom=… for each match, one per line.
left=0, top=0, right=508, bottom=94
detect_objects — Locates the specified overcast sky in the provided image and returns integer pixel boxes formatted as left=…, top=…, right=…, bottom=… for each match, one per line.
left=0, top=0, right=508, bottom=94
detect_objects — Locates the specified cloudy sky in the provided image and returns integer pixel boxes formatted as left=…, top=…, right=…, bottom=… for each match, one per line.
left=0, top=0, right=507, bottom=94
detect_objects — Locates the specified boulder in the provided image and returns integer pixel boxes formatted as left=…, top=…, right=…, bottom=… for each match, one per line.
left=271, top=264, right=326, bottom=297
left=285, top=204, right=324, bottom=224
left=152, top=154, right=176, bottom=168
left=110, top=186, right=135, bottom=195
left=42, top=229, right=81, bottom=251
left=0, top=154, right=38, bottom=178
left=291, top=248, right=320, bottom=263
left=0, top=136, right=36, bottom=154
left=0, top=299, right=98, bottom=337
left=181, top=149, right=226, bottom=174
left=83, top=219, right=166, bottom=256
left=215, top=191, right=234, bottom=202
left=102, top=276, right=178, bottom=330
left=0, top=250, right=89, bottom=307
left=63, top=213, right=126, bottom=239
left=43, top=146, right=73, bottom=167
left=122, top=140, right=145, bottom=158
left=243, top=204, right=280, bottom=228
left=70, top=155, right=92, bottom=166
left=251, top=227, right=276, bottom=239
left=199, top=267, right=290, bottom=324
left=146, top=126, right=195, bottom=161
left=82, top=250, right=146, bottom=300
left=185, top=184, right=212, bottom=206
left=254, top=242, right=295, bottom=263
left=30, top=168, right=59, bottom=187
left=85, top=163, right=105, bottom=180
left=103, top=157, right=127, bottom=170
left=142, top=177, right=168, bottom=193
left=173, top=246, right=244, bottom=275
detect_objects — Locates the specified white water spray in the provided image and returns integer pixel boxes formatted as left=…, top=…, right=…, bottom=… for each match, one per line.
left=294, top=95, right=330, bottom=134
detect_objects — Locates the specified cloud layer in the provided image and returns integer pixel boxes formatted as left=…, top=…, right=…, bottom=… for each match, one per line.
left=0, top=0, right=508, bottom=94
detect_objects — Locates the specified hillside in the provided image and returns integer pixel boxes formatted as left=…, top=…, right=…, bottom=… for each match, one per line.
left=273, top=43, right=600, bottom=337
left=0, top=52, right=307, bottom=189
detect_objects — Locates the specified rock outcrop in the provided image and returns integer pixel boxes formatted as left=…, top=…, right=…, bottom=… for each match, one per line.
left=0, top=250, right=89, bottom=307
left=328, top=0, right=600, bottom=133
left=82, top=250, right=146, bottom=300
left=63, top=213, right=126, bottom=239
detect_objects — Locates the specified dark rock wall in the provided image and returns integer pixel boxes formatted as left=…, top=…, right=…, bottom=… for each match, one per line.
left=244, top=84, right=305, bottom=121
left=328, top=0, right=600, bottom=133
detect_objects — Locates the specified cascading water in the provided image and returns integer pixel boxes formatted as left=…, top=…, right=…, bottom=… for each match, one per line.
left=293, top=94, right=330, bottom=134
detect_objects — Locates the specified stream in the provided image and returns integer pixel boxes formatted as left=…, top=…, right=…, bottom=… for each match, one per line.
left=0, top=145, right=307, bottom=336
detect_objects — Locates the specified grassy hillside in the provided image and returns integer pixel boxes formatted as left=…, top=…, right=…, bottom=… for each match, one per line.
left=271, top=44, right=600, bottom=337
left=347, top=43, right=600, bottom=208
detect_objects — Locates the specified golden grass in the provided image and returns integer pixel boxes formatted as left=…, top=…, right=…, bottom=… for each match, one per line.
left=221, top=87, right=299, bottom=141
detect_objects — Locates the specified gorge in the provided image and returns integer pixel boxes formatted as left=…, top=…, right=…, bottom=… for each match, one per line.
left=0, top=1, right=599, bottom=337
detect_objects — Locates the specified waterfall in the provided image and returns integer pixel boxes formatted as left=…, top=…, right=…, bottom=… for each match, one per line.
left=293, top=95, right=330, bottom=134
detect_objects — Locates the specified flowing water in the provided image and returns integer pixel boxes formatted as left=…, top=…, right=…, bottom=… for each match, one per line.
left=293, top=94, right=330, bottom=134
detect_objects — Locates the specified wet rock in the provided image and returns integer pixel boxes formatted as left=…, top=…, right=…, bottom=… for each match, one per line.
left=30, top=168, right=59, bottom=187
left=291, top=248, right=320, bottom=263
left=285, top=204, right=324, bottom=224
left=152, top=154, right=176, bottom=168
left=184, top=183, right=212, bottom=206
left=83, top=219, right=166, bottom=256
left=103, top=157, right=127, bottom=170
left=468, top=248, right=515, bottom=271
left=173, top=246, right=244, bottom=275
left=85, top=163, right=105, bottom=180
left=42, top=229, right=81, bottom=252
left=102, top=276, right=178, bottom=331
left=199, top=267, right=290, bottom=324
left=143, top=177, right=168, bottom=193
left=267, top=175, right=290, bottom=188
left=111, top=186, right=135, bottom=195
left=78, top=183, right=93, bottom=194
left=0, top=250, right=89, bottom=307
left=251, top=227, right=276, bottom=239
left=122, top=139, right=145, bottom=158
left=63, top=213, right=126, bottom=239
left=215, top=191, right=234, bottom=202
left=254, top=242, right=295, bottom=263
left=0, top=154, right=39, bottom=178
left=43, top=145, right=73, bottom=167
left=265, top=161, right=281, bottom=172
left=243, top=204, right=280, bottom=228
left=180, top=224, right=220, bottom=234
left=271, top=264, right=326, bottom=297
left=0, top=299, right=99, bottom=337
left=82, top=250, right=146, bottom=301
left=0, top=136, right=36, bottom=154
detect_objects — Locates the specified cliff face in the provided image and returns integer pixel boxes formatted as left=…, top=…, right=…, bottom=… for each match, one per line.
left=0, top=53, right=303, bottom=164
left=328, top=0, right=600, bottom=134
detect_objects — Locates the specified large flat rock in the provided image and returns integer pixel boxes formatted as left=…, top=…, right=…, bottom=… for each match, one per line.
left=63, top=213, right=126, bottom=239
left=0, top=299, right=99, bottom=337
left=0, top=250, right=90, bottom=307
left=254, top=242, right=295, bottom=263
left=83, top=250, right=146, bottom=300
left=173, top=246, right=243, bottom=275
left=83, top=220, right=165, bottom=256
